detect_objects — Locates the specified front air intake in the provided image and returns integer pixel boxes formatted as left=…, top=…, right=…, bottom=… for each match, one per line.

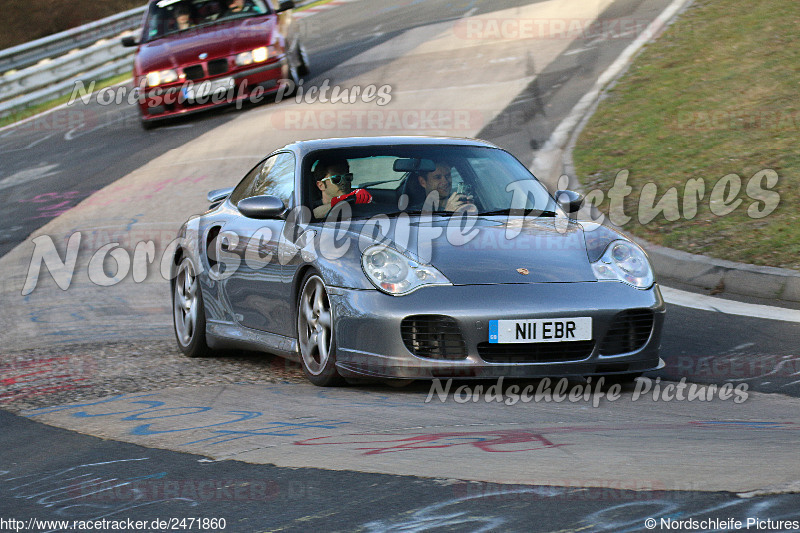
left=477, top=341, right=594, bottom=363
left=598, top=309, right=654, bottom=355
left=401, top=315, right=467, bottom=360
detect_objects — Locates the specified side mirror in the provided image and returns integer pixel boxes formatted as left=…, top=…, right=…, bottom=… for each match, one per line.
left=238, top=195, right=286, bottom=219
left=277, top=0, right=295, bottom=12
left=555, top=190, right=584, bottom=213
left=121, top=35, right=139, bottom=47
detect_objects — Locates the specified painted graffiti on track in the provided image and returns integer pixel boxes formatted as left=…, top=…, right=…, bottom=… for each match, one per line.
left=23, top=392, right=351, bottom=447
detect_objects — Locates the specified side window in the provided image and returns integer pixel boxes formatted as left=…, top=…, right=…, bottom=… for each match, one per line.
left=252, top=152, right=295, bottom=204
left=229, top=152, right=295, bottom=207
left=228, top=160, right=265, bottom=206
left=449, top=166, right=465, bottom=191
left=253, top=0, right=271, bottom=13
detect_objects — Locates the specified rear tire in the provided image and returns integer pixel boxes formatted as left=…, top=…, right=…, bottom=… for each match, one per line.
left=296, top=271, right=343, bottom=386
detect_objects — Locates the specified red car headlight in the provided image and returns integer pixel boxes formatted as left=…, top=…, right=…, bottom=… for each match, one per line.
left=146, top=69, right=178, bottom=87
left=235, top=46, right=274, bottom=66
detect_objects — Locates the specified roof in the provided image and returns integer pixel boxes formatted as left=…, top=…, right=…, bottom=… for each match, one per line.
left=281, top=136, right=499, bottom=156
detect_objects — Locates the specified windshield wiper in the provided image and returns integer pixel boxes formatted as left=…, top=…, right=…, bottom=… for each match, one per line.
left=477, top=209, right=558, bottom=217
left=380, top=210, right=457, bottom=217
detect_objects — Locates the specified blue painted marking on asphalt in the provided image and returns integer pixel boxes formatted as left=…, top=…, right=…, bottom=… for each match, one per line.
left=72, top=399, right=167, bottom=418
left=121, top=407, right=213, bottom=421
left=23, top=393, right=160, bottom=417
left=129, top=410, right=263, bottom=436
left=182, top=420, right=352, bottom=446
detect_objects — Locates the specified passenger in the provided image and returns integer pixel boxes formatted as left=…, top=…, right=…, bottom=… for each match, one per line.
left=415, top=160, right=475, bottom=211
left=174, top=3, right=193, bottom=30
left=224, top=0, right=256, bottom=14
left=312, top=158, right=372, bottom=218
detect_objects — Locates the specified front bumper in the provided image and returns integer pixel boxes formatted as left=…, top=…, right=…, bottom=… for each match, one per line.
left=138, top=59, right=287, bottom=122
left=329, top=281, right=665, bottom=379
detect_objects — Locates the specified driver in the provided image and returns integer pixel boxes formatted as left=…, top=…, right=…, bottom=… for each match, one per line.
left=312, top=158, right=372, bottom=218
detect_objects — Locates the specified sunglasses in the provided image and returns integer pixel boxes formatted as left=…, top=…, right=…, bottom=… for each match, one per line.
left=320, top=173, right=353, bottom=185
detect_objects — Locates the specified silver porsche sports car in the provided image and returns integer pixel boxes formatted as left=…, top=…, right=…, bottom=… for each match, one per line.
left=171, top=136, right=665, bottom=386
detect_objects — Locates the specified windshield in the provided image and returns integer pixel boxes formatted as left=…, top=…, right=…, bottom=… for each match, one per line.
left=144, top=0, right=271, bottom=41
left=304, top=145, right=557, bottom=220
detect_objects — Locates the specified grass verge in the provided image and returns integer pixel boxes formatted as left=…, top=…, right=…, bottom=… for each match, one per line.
left=295, top=0, right=336, bottom=12
left=572, top=0, right=800, bottom=270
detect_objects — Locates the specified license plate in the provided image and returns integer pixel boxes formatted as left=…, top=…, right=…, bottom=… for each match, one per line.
left=183, top=77, right=235, bottom=101
left=489, top=317, right=592, bottom=343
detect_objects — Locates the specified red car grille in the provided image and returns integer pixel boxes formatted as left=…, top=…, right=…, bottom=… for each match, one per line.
left=183, top=64, right=205, bottom=80
left=208, top=58, right=229, bottom=75
left=181, top=59, right=229, bottom=81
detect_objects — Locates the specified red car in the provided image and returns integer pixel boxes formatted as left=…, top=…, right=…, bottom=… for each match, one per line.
left=122, top=0, right=309, bottom=129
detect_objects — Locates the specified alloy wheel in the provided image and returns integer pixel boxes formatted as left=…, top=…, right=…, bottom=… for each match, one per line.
left=174, top=259, right=199, bottom=347
left=298, top=275, right=333, bottom=375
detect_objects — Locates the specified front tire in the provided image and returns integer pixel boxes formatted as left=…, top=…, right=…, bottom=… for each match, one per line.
left=297, top=43, right=310, bottom=76
left=173, top=257, right=212, bottom=358
left=297, top=272, right=342, bottom=386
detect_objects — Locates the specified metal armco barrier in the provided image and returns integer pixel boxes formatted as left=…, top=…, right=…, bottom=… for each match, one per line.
left=0, top=6, right=146, bottom=119
left=0, top=7, right=146, bottom=74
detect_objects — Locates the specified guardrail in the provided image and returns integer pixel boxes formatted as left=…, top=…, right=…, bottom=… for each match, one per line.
left=0, top=7, right=146, bottom=74
left=0, top=6, right=145, bottom=119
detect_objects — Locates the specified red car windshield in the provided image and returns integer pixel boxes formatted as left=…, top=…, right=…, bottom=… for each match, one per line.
left=144, top=0, right=271, bottom=41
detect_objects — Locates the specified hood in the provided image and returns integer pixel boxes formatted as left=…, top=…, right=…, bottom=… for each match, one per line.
left=342, top=216, right=595, bottom=285
left=136, top=17, right=276, bottom=72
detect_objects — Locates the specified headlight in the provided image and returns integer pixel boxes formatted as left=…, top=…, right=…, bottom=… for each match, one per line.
left=235, top=51, right=253, bottom=66
left=362, top=245, right=451, bottom=295
left=236, top=46, right=271, bottom=66
left=252, top=46, right=269, bottom=62
left=590, top=239, right=654, bottom=289
left=145, top=69, right=177, bottom=87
